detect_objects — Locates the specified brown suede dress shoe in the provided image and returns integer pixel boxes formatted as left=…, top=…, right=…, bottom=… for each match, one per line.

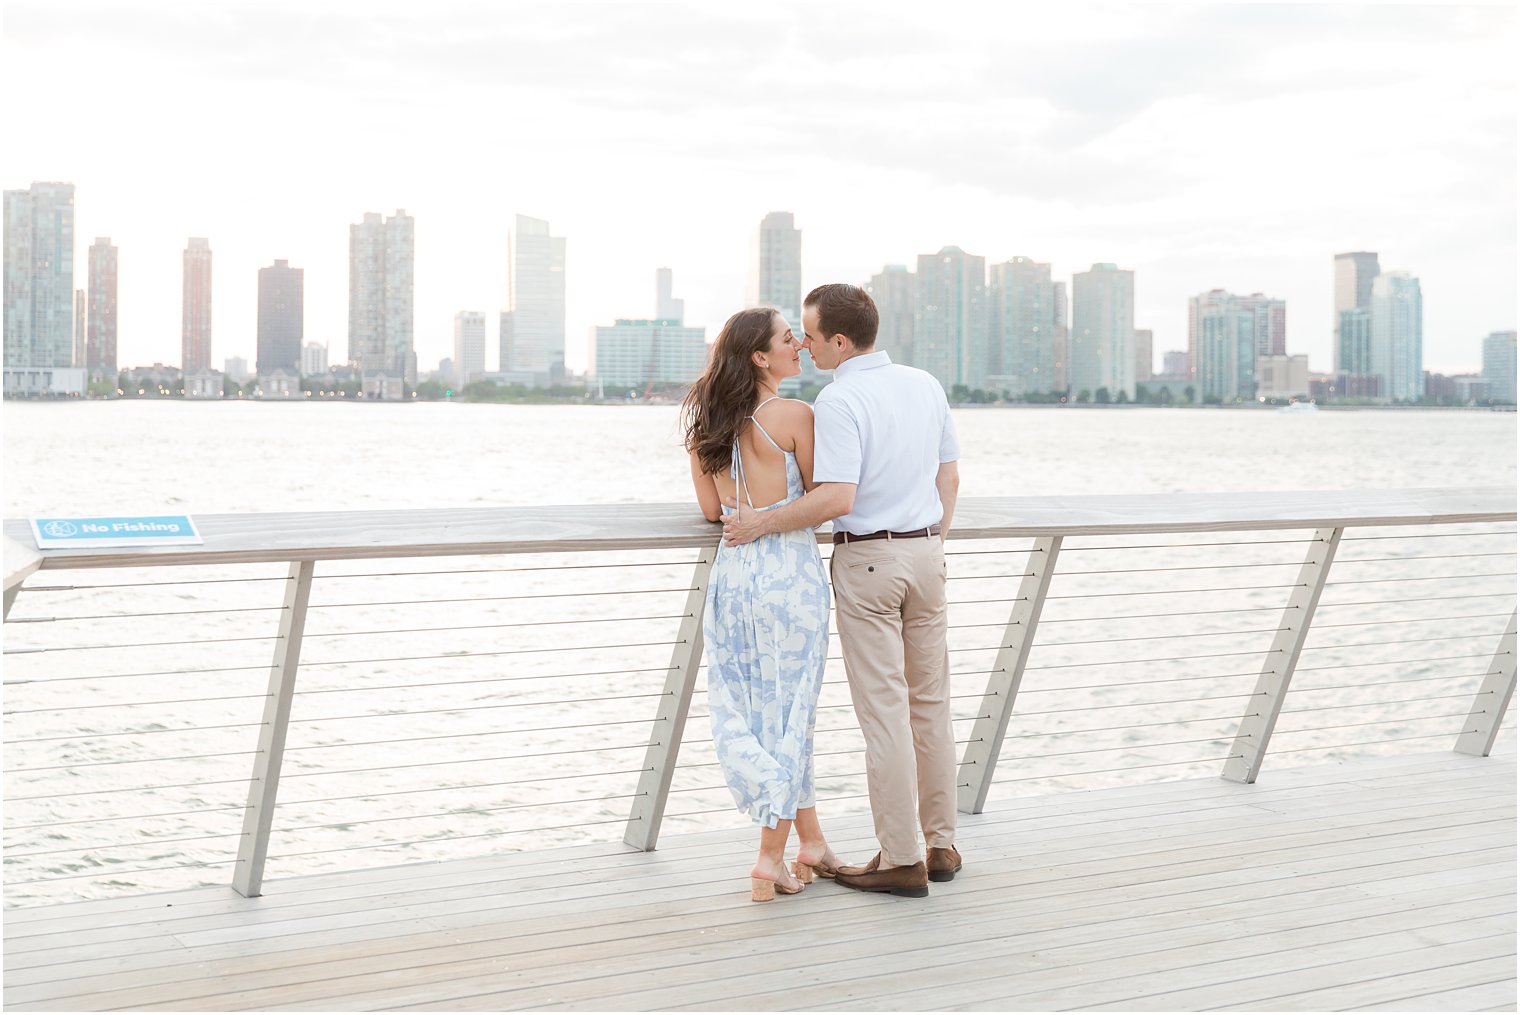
left=833, top=853, right=929, bottom=898
left=927, top=845, right=962, bottom=882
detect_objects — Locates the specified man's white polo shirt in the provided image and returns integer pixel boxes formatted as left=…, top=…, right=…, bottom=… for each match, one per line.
left=812, top=350, right=959, bottom=536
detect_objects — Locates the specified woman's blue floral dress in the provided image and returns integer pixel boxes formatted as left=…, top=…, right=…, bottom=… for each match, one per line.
left=704, top=400, right=830, bottom=828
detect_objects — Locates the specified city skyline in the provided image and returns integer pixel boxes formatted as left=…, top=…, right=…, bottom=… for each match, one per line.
left=1, top=2, right=1514, bottom=375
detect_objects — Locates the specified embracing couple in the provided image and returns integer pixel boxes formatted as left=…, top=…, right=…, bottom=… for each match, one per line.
left=682, top=282, right=961, bottom=902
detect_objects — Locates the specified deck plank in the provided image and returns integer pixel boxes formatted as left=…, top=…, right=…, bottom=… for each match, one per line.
left=4, top=749, right=1512, bottom=1012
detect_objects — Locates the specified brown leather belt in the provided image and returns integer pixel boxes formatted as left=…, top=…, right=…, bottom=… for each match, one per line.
left=833, top=524, right=941, bottom=544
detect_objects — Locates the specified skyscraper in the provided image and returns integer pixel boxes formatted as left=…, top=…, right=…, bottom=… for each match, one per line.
left=1482, top=331, right=1516, bottom=404
left=1337, top=309, right=1374, bottom=376
left=501, top=214, right=566, bottom=382
left=748, top=212, right=807, bottom=389
left=1370, top=271, right=1422, bottom=401
left=1133, top=329, right=1153, bottom=384
left=182, top=237, right=212, bottom=372
left=73, top=288, right=85, bottom=367
left=915, top=246, right=987, bottom=391
left=656, top=267, right=684, bottom=323
left=1190, top=290, right=1256, bottom=401
left=301, top=342, right=328, bottom=377
left=257, top=259, right=303, bottom=375
left=747, top=212, right=801, bottom=326
left=453, top=311, right=486, bottom=387
left=3, top=182, right=75, bottom=369
left=986, top=256, right=1056, bottom=397
left=866, top=265, right=916, bottom=365
left=1070, top=263, right=1134, bottom=399
left=1052, top=281, right=1068, bottom=392
left=1334, top=252, right=1380, bottom=372
left=348, top=210, right=415, bottom=383
left=87, top=238, right=118, bottom=375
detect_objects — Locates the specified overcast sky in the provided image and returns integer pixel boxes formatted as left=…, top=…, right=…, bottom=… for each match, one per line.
left=4, top=0, right=1515, bottom=375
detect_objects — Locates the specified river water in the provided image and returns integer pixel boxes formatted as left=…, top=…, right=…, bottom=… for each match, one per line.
left=3, top=401, right=1515, bottom=906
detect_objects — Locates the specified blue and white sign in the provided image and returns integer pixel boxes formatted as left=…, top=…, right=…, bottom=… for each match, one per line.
left=30, top=515, right=204, bottom=549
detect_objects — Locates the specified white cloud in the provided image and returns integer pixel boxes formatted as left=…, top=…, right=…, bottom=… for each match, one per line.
left=3, top=0, right=1514, bottom=375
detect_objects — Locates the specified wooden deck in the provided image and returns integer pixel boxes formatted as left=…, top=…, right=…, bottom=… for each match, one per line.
left=4, top=748, right=1514, bottom=1012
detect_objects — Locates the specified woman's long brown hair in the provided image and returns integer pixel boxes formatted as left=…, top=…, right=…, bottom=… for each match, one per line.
left=682, top=307, right=780, bottom=476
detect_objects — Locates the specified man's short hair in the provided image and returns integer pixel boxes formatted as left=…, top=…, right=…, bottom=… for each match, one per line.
left=805, top=283, right=878, bottom=350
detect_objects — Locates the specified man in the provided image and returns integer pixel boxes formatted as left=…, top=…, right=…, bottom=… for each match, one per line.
left=722, top=282, right=961, bottom=898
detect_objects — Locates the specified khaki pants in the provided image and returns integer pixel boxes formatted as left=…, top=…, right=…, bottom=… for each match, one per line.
left=830, top=535, right=957, bottom=867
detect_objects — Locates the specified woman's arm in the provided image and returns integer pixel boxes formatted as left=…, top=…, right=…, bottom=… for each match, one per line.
left=690, top=451, right=722, bottom=522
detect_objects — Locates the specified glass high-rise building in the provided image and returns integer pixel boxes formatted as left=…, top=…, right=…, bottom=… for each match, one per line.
left=501, top=214, right=566, bottom=382
left=1482, top=331, right=1516, bottom=405
left=986, top=256, right=1056, bottom=397
left=1070, top=263, right=1134, bottom=399
left=915, top=246, right=987, bottom=391
left=87, top=238, right=118, bottom=375
left=655, top=267, right=684, bottom=323
left=747, top=212, right=807, bottom=389
left=593, top=319, right=708, bottom=391
left=3, top=181, right=75, bottom=369
left=1191, top=291, right=1256, bottom=401
left=73, top=288, right=85, bottom=368
left=182, top=238, right=212, bottom=372
left=453, top=311, right=486, bottom=387
left=349, top=210, right=415, bottom=383
left=1370, top=271, right=1422, bottom=402
left=257, top=259, right=303, bottom=375
left=866, top=264, right=916, bottom=366
left=1334, top=252, right=1379, bottom=373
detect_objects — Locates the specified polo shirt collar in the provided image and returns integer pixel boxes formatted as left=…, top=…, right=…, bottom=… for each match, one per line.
left=835, top=350, right=891, bottom=380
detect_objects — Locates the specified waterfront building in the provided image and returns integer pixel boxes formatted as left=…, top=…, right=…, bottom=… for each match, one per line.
left=1134, top=328, right=1153, bottom=383
left=184, top=366, right=224, bottom=399
left=1053, top=280, right=1068, bottom=391
left=1338, top=309, right=1374, bottom=376
left=362, top=372, right=405, bottom=400
left=87, top=237, right=118, bottom=376
left=1191, top=291, right=1256, bottom=401
left=1334, top=252, right=1380, bottom=373
left=257, top=259, right=303, bottom=376
left=985, top=256, right=1056, bottom=397
left=656, top=267, right=684, bottom=323
left=500, top=214, right=566, bottom=384
left=1070, top=263, right=1134, bottom=399
left=301, top=341, right=328, bottom=377
left=866, top=264, right=916, bottom=366
left=747, top=212, right=801, bottom=327
left=258, top=367, right=301, bottom=400
left=348, top=210, right=415, bottom=383
left=73, top=289, right=85, bottom=367
left=1482, top=330, right=1516, bottom=404
left=2, top=181, right=74, bottom=375
left=747, top=212, right=809, bottom=390
left=2, top=365, right=85, bottom=396
left=1256, top=354, right=1310, bottom=398
left=453, top=311, right=486, bottom=387
left=592, top=318, right=707, bottom=391
left=182, top=238, right=213, bottom=372
left=1370, top=271, right=1423, bottom=401
left=916, top=246, right=987, bottom=391
left=1162, top=350, right=1187, bottom=378
left=223, top=355, right=251, bottom=384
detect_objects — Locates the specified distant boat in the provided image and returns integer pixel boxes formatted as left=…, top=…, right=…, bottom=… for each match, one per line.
left=1278, top=400, right=1319, bottom=414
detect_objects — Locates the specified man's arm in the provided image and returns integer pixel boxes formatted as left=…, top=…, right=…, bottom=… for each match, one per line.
left=936, top=460, right=960, bottom=541
left=721, top=482, right=855, bottom=547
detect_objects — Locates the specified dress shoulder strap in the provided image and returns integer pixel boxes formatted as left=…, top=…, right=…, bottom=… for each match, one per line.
left=748, top=396, right=787, bottom=455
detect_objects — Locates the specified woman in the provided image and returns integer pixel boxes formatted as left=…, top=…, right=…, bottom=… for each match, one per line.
left=683, top=307, right=844, bottom=901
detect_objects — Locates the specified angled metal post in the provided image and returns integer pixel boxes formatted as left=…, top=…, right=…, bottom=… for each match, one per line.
left=1455, top=611, right=1516, bottom=758
left=957, top=536, right=1062, bottom=814
left=1222, top=528, right=1341, bottom=784
left=624, top=543, right=714, bottom=850
left=233, top=559, right=315, bottom=897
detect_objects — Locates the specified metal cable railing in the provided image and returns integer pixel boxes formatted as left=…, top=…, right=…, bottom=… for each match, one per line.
left=3, top=498, right=1513, bottom=908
